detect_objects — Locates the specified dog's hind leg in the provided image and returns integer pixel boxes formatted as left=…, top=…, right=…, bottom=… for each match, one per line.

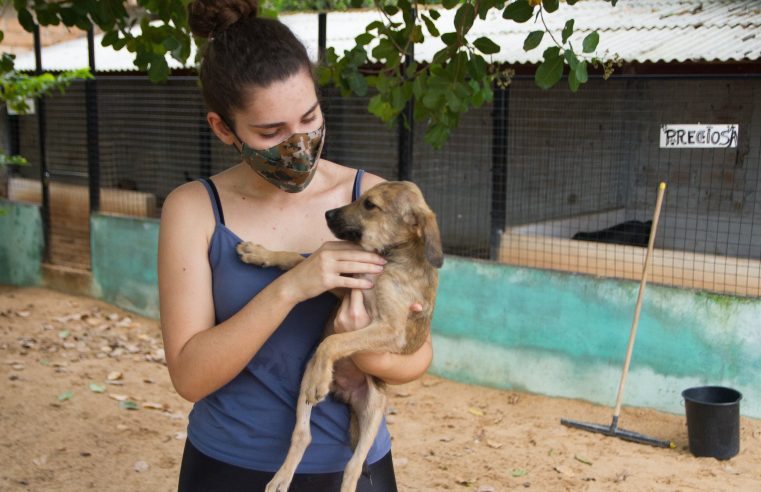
left=265, top=397, right=315, bottom=492
left=341, top=378, right=388, bottom=492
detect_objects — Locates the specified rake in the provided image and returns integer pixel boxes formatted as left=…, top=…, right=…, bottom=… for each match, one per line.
left=561, top=182, right=674, bottom=448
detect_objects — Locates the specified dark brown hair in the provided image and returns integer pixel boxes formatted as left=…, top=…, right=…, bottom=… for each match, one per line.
left=188, top=0, right=313, bottom=130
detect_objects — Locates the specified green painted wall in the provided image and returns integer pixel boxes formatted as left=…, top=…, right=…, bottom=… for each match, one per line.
left=430, top=257, right=761, bottom=418
left=0, top=200, right=43, bottom=286
left=90, top=213, right=160, bottom=319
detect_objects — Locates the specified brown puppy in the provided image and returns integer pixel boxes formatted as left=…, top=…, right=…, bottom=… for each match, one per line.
left=236, top=180, right=442, bottom=492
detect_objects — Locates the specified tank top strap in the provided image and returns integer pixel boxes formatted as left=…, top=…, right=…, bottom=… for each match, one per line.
left=352, top=169, right=365, bottom=202
left=198, top=177, right=225, bottom=226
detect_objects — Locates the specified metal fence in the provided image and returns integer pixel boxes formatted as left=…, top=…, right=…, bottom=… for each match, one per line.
left=3, top=74, right=760, bottom=297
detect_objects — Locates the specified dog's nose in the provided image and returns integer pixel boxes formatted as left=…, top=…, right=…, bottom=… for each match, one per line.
left=325, top=209, right=338, bottom=222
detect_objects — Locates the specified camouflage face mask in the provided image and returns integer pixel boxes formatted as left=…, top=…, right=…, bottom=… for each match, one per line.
left=237, top=123, right=326, bottom=193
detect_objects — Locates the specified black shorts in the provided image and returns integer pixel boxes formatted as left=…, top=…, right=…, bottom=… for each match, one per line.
left=178, top=439, right=398, bottom=492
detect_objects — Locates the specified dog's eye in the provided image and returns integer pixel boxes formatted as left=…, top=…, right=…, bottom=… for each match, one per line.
left=363, top=199, right=376, bottom=211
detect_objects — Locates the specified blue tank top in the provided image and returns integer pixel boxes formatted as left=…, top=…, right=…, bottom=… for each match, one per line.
left=186, top=169, right=391, bottom=473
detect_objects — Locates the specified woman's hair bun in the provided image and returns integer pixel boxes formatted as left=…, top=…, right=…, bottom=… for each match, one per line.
left=188, top=0, right=259, bottom=39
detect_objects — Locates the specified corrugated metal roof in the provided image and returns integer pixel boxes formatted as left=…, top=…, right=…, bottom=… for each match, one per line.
left=13, top=0, right=761, bottom=72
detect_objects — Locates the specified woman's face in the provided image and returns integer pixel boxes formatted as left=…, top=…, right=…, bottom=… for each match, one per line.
left=232, top=69, right=322, bottom=151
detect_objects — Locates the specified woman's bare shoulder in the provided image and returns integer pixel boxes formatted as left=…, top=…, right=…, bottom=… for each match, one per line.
left=160, top=180, right=216, bottom=239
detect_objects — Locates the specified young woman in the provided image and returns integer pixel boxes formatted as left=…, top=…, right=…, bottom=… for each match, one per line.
left=158, top=1, right=433, bottom=490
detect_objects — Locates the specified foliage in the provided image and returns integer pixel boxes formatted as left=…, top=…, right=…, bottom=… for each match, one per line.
left=0, top=0, right=620, bottom=148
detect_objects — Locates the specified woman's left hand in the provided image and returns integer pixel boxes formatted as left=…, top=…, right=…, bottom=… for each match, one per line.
left=333, top=289, right=422, bottom=334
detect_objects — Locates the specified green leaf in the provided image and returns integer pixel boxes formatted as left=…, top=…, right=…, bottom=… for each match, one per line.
left=119, top=400, right=139, bottom=410
left=523, top=30, right=544, bottom=51
left=58, top=390, right=74, bottom=401
left=383, top=4, right=399, bottom=15
left=568, top=68, right=580, bottom=92
left=575, top=60, right=588, bottom=83
left=58, top=330, right=70, bottom=339
left=355, top=33, right=373, bottom=46
left=535, top=46, right=563, bottom=89
left=583, top=31, right=599, bottom=53
left=561, top=19, right=574, bottom=44
left=564, top=49, right=579, bottom=70
left=441, top=32, right=458, bottom=46
left=429, top=9, right=441, bottom=20
left=348, top=72, right=368, bottom=96
left=147, top=55, right=169, bottom=83
left=454, top=3, right=475, bottom=35
left=473, top=37, right=500, bottom=55
left=543, top=0, right=559, bottom=13
left=89, top=383, right=106, bottom=393
left=422, top=15, right=440, bottom=37
left=503, top=0, right=534, bottom=23
left=101, top=30, right=118, bottom=47
left=18, top=9, right=35, bottom=32
left=442, top=0, right=459, bottom=9
left=567, top=0, right=579, bottom=4
left=511, top=468, right=528, bottom=477
left=0, top=31, right=3, bottom=44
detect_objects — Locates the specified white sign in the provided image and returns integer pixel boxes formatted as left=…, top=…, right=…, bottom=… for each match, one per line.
left=660, top=124, right=738, bottom=149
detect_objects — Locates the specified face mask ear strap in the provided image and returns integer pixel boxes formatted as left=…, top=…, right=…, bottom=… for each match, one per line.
left=219, top=114, right=244, bottom=152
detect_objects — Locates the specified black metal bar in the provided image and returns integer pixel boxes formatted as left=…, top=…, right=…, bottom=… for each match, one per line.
left=34, top=25, right=51, bottom=262
left=318, top=13, right=327, bottom=63
left=86, top=26, right=100, bottom=212
left=6, top=112, right=20, bottom=157
left=397, top=10, right=415, bottom=182
left=489, top=84, right=508, bottom=260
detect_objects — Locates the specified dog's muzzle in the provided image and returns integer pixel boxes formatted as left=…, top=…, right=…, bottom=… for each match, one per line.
left=325, top=208, right=363, bottom=242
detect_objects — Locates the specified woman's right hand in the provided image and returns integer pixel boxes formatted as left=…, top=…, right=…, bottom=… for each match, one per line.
left=281, top=241, right=386, bottom=303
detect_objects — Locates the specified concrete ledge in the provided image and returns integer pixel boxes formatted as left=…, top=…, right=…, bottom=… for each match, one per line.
left=41, top=263, right=93, bottom=298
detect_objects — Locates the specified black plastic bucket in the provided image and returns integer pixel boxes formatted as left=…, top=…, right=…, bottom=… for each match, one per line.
left=682, top=386, right=742, bottom=460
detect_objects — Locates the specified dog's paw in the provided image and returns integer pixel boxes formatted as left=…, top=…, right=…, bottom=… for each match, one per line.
left=302, top=360, right=333, bottom=405
left=237, top=242, right=271, bottom=267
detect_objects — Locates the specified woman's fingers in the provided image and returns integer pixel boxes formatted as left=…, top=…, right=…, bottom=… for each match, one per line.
left=335, top=260, right=384, bottom=275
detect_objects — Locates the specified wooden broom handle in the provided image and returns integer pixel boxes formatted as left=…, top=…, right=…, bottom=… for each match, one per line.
left=612, top=182, right=667, bottom=419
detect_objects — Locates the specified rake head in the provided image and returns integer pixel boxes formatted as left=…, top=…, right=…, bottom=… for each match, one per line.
left=560, top=417, right=673, bottom=448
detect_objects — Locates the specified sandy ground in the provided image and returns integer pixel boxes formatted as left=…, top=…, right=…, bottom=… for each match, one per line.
left=1, top=286, right=760, bottom=492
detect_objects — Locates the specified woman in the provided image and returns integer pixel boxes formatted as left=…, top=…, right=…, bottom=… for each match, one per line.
left=158, top=1, right=433, bottom=490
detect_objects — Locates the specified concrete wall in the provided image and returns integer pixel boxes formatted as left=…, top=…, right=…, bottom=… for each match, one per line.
left=431, top=256, right=761, bottom=418
left=2, top=209, right=759, bottom=417
left=90, top=213, right=160, bottom=319
left=0, top=200, right=43, bottom=286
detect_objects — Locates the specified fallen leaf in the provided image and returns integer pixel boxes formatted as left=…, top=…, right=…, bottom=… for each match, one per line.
left=32, top=455, right=48, bottom=466
left=468, top=407, right=484, bottom=417
left=486, top=440, right=503, bottom=449
left=89, top=383, right=106, bottom=393
left=16, top=311, right=31, bottom=318
left=108, top=393, right=128, bottom=401
left=116, top=424, right=129, bottom=431
left=554, top=465, right=575, bottom=477
left=174, top=431, right=187, bottom=440
left=58, top=390, right=73, bottom=401
left=133, top=460, right=149, bottom=472
left=120, top=400, right=139, bottom=411
left=439, top=436, right=454, bottom=442
left=11, top=363, right=24, bottom=370
left=455, top=478, right=473, bottom=486
left=575, top=454, right=593, bottom=466
left=477, top=486, right=495, bottom=492
left=107, top=371, right=123, bottom=381
left=142, top=402, right=167, bottom=411
left=511, top=468, right=527, bottom=477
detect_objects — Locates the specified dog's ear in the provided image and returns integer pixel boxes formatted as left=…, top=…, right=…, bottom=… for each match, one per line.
left=419, top=209, right=443, bottom=268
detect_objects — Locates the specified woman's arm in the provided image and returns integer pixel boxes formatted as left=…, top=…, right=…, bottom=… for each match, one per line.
left=333, top=289, right=433, bottom=385
left=159, top=183, right=384, bottom=402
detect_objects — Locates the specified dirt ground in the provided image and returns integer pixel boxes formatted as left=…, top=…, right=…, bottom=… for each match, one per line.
left=1, top=286, right=760, bottom=492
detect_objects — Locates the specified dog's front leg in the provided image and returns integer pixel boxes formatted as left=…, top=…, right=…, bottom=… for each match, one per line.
left=237, top=242, right=305, bottom=270
left=265, top=396, right=315, bottom=492
left=302, top=321, right=402, bottom=405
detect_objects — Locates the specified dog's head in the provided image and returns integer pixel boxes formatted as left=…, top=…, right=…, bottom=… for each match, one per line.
left=325, top=181, right=443, bottom=268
